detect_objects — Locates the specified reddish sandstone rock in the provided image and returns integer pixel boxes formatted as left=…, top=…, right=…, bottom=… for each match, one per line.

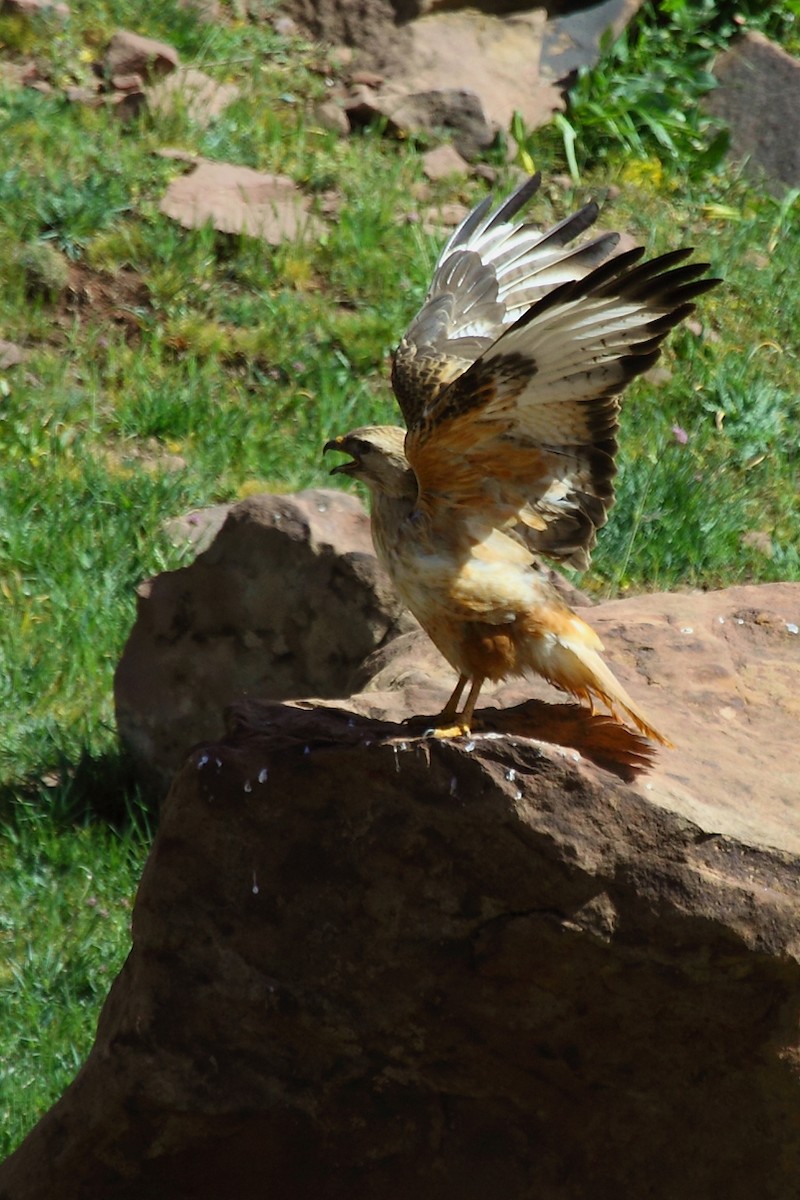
left=2, top=696, right=800, bottom=1199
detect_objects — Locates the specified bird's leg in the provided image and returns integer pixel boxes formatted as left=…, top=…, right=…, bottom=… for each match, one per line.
left=459, top=676, right=484, bottom=730
left=402, top=674, right=468, bottom=732
left=432, top=676, right=484, bottom=739
left=440, top=674, right=469, bottom=721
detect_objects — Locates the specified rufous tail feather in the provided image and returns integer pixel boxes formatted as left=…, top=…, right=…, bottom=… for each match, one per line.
left=543, top=638, right=673, bottom=748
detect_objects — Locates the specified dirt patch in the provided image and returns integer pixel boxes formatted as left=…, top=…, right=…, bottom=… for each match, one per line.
left=57, top=263, right=151, bottom=341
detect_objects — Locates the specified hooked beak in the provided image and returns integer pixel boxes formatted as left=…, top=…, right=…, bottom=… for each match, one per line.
left=323, top=437, right=358, bottom=477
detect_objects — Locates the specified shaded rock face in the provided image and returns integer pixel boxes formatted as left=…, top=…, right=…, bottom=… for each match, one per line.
left=114, top=489, right=412, bottom=787
left=3, top=702, right=800, bottom=1199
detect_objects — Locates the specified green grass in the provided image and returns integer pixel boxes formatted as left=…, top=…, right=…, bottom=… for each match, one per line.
left=0, top=0, right=798, bottom=1161
left=0, top=779, right=149, bottom=1147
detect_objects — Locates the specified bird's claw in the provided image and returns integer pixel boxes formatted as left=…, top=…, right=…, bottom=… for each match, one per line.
left=427, top=723, right=472, bottom=740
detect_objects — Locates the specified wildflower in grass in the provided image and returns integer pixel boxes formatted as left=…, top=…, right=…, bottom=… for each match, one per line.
left=672, top=425, right=689, bottom=445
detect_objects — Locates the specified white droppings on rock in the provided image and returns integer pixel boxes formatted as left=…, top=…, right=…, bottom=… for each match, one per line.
left=464, top=740, right=476, bottom=753
left=514, top=789, right=523, bottom=801
left=243, top=780, right=252, bottom=793
left=258, top=767, right=269, bottom=784
left=196, top=753, right=209, bottom=770
left=787, top=622, right=799, bottom=635
left=251, top=870, right=259, bottom=896
left=681, top=627, right=694, bottom=635
left=303, top=745, right=311, bottom=756
left=717, top=615, right=726, bottom=624
left=505, top=767, right=516, bottom=783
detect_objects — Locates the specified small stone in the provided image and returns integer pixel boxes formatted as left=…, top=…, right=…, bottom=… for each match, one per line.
left=64, top=85, right=103, bottom=106
left=111, top=72, right=145, bottom=92
left=646, top=366, right=673, bottom=388
left=146, top=67, right=240, bottom=127
left=107, top=89, right=147, bottom=121
left=351, top=69, right=384, bottom=88
left=0, top=339, right=28, bottom=369
left=421, top=143, right=469, bottom=182
left=104, top=30, right=180, bottom=83
left=271, top=13, right=298, bottom=37
left=314, top=98, right=350, bottom=137
left=178, top=0, right=220, bottom=21
left=741, top=530, right=774, bottom=559
left=155, top=147, right=201, bottom=163
left=3, top=0, right=69, bottom=16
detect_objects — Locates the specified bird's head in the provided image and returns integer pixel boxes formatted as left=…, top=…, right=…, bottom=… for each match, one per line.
left=323, top=425, right=415, bottom=499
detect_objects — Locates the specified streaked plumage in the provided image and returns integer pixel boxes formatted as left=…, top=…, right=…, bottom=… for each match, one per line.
left=325, top=174, right=719, bottom=742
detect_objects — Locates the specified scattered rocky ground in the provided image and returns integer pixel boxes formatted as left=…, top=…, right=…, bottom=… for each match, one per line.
left=3, top=1, right=796, bottom=250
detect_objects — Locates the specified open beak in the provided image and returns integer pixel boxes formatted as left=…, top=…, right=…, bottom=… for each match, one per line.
left=323, top=438, right=357, bottom=477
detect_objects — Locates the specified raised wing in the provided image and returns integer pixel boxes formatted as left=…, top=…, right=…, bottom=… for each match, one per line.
left=391, top=173, right=620, bottom=430
left=405, top=247, right=719, bottom=570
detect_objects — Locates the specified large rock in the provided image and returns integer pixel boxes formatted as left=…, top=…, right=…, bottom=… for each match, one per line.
left=705, top=31, right=800, bottom=192
left=114, top=489, right=412, bottom=788
left=397, top=8, right=564, bottom=133
left=288, top=0, right=645, bottom=141
left=3, top=687, right=800, bottom=1198
left=116, top=481, right=800, bottom=832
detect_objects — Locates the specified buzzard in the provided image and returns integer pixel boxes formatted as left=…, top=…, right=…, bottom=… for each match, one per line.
left=325, top=174, right=718, bottom=742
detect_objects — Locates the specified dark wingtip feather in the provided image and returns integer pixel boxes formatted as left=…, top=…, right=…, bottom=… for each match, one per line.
left=485, top=172, right=542, bottom=231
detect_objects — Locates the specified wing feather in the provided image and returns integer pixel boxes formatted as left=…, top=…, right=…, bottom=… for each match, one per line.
left=391, top=175, right=620, bottom=428
left=406, top=249, right=719, bottom=570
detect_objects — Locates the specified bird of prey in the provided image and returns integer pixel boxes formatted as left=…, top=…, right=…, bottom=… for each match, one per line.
left=324, top=173, right=718, bottom=742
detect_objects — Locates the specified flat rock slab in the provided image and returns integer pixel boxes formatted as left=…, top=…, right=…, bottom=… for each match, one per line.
left=356, top=582, right=800, bottom=854
left=592, top=586, right=800, bottom=852
left=159, top=160, right=324, bottom=242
